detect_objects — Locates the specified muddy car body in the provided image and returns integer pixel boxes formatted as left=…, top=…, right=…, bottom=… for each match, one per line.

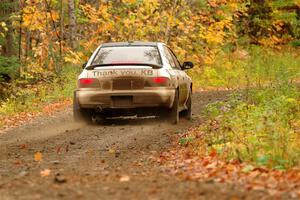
left=74, top=42, right=193, bottom=124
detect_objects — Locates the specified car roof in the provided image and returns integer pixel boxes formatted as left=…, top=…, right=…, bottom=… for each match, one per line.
left=101, top=41, right=164, bottom=47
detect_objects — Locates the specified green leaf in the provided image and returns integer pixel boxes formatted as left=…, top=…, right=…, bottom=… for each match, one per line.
left=242, top=165, right=254, bottom=173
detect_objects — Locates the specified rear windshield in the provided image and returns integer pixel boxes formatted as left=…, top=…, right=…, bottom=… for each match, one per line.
left=91, top=46, right=162, bottom=66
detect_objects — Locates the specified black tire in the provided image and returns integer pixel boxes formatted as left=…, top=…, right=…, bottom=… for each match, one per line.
left=182, top=89, right=192, bottom=120
left=169, top=90, right=179, bottom=124
left=73, top=92, right=92, bottom=123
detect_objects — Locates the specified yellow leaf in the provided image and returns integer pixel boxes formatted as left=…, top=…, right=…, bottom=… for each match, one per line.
left=108, top=148, right=115, bottom=154
left=123, top=0, right=136, bottom=3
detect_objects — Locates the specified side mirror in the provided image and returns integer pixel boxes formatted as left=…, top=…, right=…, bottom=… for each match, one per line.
left=182, top=61, right=194, bottom=70
left=82, top=62, right=87, bottom=69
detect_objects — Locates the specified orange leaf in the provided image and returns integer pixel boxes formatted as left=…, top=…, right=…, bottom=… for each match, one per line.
left=40, top=169, right=51, bottom=177
left=209, top=149, right=217, bottom=157
left=119, top=175, right=130, bottom=182
left=34, top=152, right=42, bottom=162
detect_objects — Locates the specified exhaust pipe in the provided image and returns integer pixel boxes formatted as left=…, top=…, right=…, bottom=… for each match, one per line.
left=96, top=105, right=103, bottom=113
left=91, top=106, right=104, bottom=123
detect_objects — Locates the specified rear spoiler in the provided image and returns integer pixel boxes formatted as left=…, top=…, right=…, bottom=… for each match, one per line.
left=85, top=63, right=163, bottom=70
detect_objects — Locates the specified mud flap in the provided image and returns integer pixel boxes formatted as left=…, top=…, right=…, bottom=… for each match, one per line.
left=73, top=91, right=92, bottom=123
left=169, top=90, right=179, bottom=124
left=181, top=89, right=192, bottom=120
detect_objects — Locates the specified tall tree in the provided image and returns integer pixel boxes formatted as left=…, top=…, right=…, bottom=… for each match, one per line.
left=0, top=0, right=17, bottom=56
left=68, top=0, right=77, bottom=48
left=164, top=0, right=178, bottom=44
left=60, top=0, right=64, bottom=56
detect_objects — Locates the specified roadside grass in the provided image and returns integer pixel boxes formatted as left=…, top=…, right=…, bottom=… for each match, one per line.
left=201, top=84, right=300, bottom=169
left=0, top=65, right=80, bottom=128
left=186, top=46, right=300, bottom=169
left=191, top=45, right=300, bottom=89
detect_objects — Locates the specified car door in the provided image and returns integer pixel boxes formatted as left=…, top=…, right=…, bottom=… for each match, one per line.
left=170, top=50, right=189, bottom=106
left=162, top=46, right=187, bottom=107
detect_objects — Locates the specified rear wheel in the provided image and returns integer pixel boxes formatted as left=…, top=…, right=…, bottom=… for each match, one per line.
left=169, top=90, right=179, bottom=124
left=182, top=89, right=192, bottom=120
left=73, top=92, right=92, bottom=124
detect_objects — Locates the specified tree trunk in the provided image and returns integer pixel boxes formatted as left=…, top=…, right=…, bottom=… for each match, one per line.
left=60, top=0, right=64, bottom=57
left=5, top=20, right=14, bottom=56
left=68, top=0, right=77, bottom=48
left=1, top=0, right=16, bottom=57
left=164, top=0, right=178, bottom=44
left=19, top=1, right=24, bottom=60
left=25, top=30, right=31, bottom=58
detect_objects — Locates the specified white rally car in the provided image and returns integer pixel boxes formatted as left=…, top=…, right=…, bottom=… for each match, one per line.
left=73, top=41, right=193, bottom=124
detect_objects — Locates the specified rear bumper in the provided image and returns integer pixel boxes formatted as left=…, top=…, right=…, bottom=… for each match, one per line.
left=75, top=88, right=175, bottom=109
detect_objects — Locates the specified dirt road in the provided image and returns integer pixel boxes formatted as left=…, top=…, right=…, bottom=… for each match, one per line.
left=0, top=91, right=265, bottom=200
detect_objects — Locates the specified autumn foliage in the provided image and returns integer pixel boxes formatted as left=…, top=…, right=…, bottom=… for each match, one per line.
left=1, top=0, right=300, bottom=83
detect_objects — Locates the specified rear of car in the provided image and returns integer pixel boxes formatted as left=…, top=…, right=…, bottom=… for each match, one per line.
left=74, top=42, right=192, bottom=124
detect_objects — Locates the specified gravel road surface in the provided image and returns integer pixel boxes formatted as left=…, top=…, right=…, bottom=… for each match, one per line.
left=0, top=91, right=265, bottom=200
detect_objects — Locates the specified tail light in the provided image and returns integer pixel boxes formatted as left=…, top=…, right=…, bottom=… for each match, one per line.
left=78, top=78, right=100, bottom=88
left=146, top=77, right=170, bottom=87
left=152, top=77, right=169, bottom=84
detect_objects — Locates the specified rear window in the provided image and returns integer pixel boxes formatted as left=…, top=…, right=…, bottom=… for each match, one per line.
left=91, top=46, right=162, bottom=66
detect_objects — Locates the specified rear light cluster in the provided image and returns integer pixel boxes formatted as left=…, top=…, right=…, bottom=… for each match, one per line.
left=147, top=77, right=170, bottom=87
left=78, top=78, right=100, bottom=88
left=80, top=78, right=94, bottom=84
left=152, top=77, right=168, bottom=84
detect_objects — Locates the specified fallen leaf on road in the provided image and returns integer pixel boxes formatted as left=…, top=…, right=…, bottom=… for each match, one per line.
left=108, top=148, right=121, bottom=158
left=13, top=160, right=23, bottom=166
left=120, top=175, right=130, bottom=182
left=19, top=144, right=27, bottom=149
left=34, top=152, right=42, bottom=162
left=40, top=169, right=51, bottom=177
left=108, top=148, right=115, bottom=154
